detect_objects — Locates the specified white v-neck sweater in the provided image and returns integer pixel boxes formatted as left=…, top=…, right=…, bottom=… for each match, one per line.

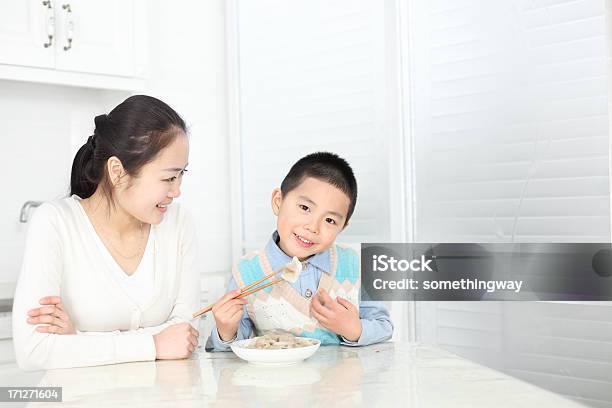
left=94, top=218, right=156, bottom=309
left=12, top=196, right=200, bottom=371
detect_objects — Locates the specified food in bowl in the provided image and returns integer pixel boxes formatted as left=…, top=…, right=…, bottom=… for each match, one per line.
left=246, top=332, right=317, bottom=350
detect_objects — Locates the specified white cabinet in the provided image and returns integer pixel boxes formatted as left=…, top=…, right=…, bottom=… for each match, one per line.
left=0, top=0, right=54, bottom=68
left=54, top=1, right=134, bottom=76
left=0, top=0, right=142, bottom=89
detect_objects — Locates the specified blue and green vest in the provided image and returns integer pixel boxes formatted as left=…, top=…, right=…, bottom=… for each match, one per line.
left=232, top=244, right=360, bottom=345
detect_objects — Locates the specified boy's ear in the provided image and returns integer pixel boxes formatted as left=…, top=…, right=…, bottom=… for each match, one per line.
left=271, top=188, right=282, bottom=215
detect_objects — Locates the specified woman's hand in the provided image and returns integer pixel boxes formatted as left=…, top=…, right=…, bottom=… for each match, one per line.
left=212, top=289, right=248, bottom=342
left=153, top=323, right=199, bottom=360
left=27, top=296, right=76, bottom=334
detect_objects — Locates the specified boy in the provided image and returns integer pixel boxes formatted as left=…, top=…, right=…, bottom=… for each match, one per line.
left=207, top=152, right=393, bottom=350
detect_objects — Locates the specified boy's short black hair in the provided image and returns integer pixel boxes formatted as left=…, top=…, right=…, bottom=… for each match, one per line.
left=280, top=152, right=358, bottom=224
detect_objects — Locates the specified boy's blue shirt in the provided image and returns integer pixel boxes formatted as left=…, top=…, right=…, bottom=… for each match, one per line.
left=207, top=231, right=394, bottom=351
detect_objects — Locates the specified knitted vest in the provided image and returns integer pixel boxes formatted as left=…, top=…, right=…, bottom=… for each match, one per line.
left=232, top=244, right=360, bottom=345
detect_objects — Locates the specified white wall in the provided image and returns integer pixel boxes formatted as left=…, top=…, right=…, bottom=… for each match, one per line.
left=142, top=0, right=232, bottom=277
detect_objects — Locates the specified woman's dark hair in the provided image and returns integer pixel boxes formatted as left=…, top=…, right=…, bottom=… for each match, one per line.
left=70, top=95, right=186, bottom=203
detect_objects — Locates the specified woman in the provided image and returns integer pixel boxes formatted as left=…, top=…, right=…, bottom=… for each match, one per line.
left=12, top=95, right=200, bottom=371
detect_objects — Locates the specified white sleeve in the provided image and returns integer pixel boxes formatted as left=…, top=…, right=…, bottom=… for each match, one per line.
left=167, top=207, right=201, bottom=327
left=12, top=204, right=156, bottom=371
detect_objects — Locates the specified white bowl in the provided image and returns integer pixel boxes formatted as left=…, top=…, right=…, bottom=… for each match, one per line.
left=230, top=337, right=321, bottom=366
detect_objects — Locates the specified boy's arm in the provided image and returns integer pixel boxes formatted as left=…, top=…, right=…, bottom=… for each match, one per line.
left=206, top=276, right=254, bottom=352
left=340, top=289, right=394, bottom=347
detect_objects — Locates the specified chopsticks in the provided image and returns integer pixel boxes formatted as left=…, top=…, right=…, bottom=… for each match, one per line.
left=192, top=271, right=282, bottom=318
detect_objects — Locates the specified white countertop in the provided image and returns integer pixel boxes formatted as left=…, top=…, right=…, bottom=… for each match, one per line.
left=22, top=342, right=584, bottom=407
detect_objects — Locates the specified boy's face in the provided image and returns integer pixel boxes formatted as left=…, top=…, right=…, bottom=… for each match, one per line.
left=271, top=177, right=351, bottom=261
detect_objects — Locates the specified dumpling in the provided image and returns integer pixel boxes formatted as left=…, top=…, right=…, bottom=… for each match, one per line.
left=246, top=330, right=317, bottom=349
left=281, top=256, right=303, bottom=283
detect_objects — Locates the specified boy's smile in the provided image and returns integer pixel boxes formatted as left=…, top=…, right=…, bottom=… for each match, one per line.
left=271, top=177, right=351, bottom=261
left=293, top=232, right=315, bottom=248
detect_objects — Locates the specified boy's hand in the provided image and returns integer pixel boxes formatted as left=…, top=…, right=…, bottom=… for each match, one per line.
left=310, top=288, right=362, bottom=342
left=212, top=290, right=248, bottom=342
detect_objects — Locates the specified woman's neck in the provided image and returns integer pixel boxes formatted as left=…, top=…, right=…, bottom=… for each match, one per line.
left=80, top=189, right=142, bottom=238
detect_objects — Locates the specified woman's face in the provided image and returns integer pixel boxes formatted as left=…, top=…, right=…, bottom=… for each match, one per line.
left=115, top=133, right=189, bottom=225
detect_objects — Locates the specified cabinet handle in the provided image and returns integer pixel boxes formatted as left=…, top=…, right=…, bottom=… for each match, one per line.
left=62, top=4, right=73, bottom=51
left=42, top=0, right=54, bottom=48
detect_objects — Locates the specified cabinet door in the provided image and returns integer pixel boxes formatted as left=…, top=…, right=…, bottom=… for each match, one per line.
left=55, top=0, right=134, bottom=76
left=0, top=0, right=54, bottom=68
